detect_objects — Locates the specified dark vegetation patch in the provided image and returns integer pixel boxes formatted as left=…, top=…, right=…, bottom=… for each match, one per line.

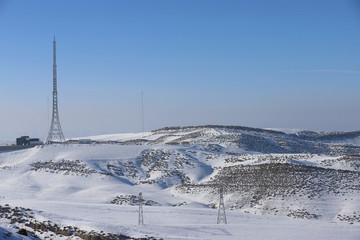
left=337, top=212, right=360, bottom=224
left=177, top=162, right=360, bottom=211
left=30, top=159, right=110, bottom=176
left=137, top=149, right=194, bottom=187
left=287, top=209, right=320, bottom=219
left=111, top=195, right=160, bottom=206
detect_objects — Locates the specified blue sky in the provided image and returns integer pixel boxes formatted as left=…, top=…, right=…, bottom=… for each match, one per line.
left=0, top=0, right=360, bottom=140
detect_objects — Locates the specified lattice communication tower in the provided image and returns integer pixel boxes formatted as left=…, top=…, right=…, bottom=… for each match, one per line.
left=46, top=36, right=65, bottom=144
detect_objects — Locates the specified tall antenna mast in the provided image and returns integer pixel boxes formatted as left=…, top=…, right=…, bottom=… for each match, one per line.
left=217, top=187, right=227, bottom=224
left=141, top=91, right=144, bottom=132
left=47, top=97, right=50, bottom=131
left=46, top=36, right=65, bottom=144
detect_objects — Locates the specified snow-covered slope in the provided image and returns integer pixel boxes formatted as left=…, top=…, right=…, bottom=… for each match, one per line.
left=0, top=125, right=359, bottom=239
left=0, top=226, right=36, bottom=240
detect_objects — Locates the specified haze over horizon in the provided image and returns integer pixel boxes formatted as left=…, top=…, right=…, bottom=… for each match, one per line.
left=1, top=0, right=360, bottom=141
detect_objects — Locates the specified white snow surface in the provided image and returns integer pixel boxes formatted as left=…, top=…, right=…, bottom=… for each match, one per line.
left=0, top=129, right=359, bottom=239
left=1, top=200, right=358, bottom=240
left=265, top=128, right=305, bottom=134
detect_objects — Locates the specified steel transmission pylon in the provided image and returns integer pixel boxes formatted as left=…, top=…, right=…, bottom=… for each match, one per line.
left=46, top=36, right=65, bottom=144
left=138, top=192, right=144, bottom=225
left=217, top=187, right=227, bottom=224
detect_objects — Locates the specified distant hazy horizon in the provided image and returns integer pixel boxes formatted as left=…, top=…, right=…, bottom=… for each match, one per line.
left=1, top=0, right=360, bottom=141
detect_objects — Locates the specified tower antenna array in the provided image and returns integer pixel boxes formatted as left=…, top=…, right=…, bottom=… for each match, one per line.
left=46, top=36, right=65, bottom=143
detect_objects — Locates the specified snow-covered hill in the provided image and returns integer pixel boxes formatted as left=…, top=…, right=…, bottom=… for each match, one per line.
left=0, top=125, right=359, bottom=239
left=80, top=125, right=360, bottom=155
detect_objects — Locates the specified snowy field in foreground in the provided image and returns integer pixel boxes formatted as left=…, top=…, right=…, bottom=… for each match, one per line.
left=1, top=199, right=359, bottom=240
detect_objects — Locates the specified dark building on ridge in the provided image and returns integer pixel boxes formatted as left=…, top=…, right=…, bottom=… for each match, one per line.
left=16, top=136, right=43, bottom=146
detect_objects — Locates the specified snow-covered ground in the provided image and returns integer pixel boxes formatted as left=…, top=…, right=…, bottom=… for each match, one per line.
left=0, top=127, right=359, bottom=239
left=1, top=200, right=358, bottom=240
